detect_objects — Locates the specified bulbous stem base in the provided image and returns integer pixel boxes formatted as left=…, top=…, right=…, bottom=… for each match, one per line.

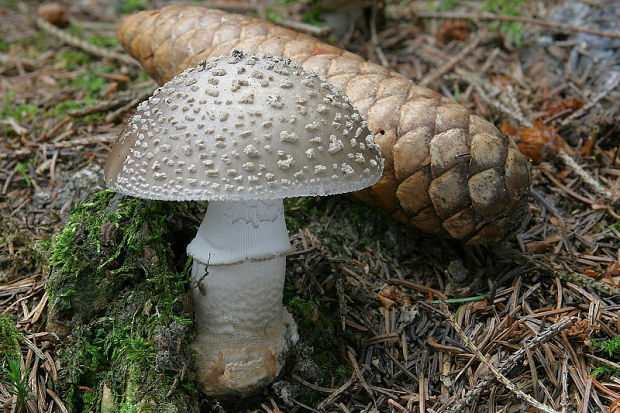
left=187, top=199, right=298, bottom=397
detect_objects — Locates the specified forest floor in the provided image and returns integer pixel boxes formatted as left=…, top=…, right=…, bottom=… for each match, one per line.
left=0, top=0, right=619, bottom=412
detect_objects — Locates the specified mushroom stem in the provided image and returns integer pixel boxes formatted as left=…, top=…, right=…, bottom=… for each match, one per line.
left=187, top=199, right=298, bottom=396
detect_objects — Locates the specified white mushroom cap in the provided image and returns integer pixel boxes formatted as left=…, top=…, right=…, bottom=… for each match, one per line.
left=104, top=51, right=383, bottom=201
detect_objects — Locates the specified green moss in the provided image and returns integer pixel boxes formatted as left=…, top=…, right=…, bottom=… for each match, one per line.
left=591, top=336, right=620, bottom=377
left=18, top=31, right=48, bottom=52
left=0, top=314, right=22, bottom=360
left=1, top=91, right=30, bottom=119
left=119, top=0, right=146, bottom=13
left=47, top=190, right=199, bottom=412
left=287, top=296, right=315, bottom=319
left=0, top=0, right=17, bottom=9
left=1, top=358, right=30, bottom=409
left=56, top=50, right=90, bottom=69
left=47, top=98, right=104, bottom=122
left=285, top=293, right=347, bottom=385
left=268, top=0, right=325, bottom=25
left=429, top=0, right=525, bottom=46
left=15, top=159, right=35, bottom=187
left=87, top=35, right=118, bottom=49
left=67, top=23, right=84, bottom=37
left=0, top=315, right=31, bottom=408
left=431, top=0, right=458, bottom=11
left=48, top=99, right=87, bottom=116
left=335, top=366, right=347, bottom=377
left=1, top=91, right=39, bottom=133
left=313, top=353, right=347, bottom=381
left=284, top=197, right=320, bottom=231
left=63, top=73, right=107, bottom=95
left=593, top=336, right=620, bottom=358
left=592, top=365, right=620, bottom=378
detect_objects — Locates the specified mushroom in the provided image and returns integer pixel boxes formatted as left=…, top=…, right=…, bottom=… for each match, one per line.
left=104, top=51, right=384, bottom=397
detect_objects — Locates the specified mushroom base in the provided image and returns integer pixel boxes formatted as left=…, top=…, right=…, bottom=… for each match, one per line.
left=191, top=308, right=297, bottom=397
left=190, top=256, right=298, bottom=397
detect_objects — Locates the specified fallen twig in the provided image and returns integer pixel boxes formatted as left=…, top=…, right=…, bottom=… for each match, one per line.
left=497, top=245, right=620, bottom=298
left=68, top=87, right=156, bottom=118
left=292, top=375, right=336, bottom=393
left=316, top=374, right=357, bottom=410
left=420, top=30, right=485, bottom=86
left=21, top=3, right=139, bottom=66
left=277, top=19, right=331, bottom=37
left=387, top=279, right=448, bottom=300
left=561, top=359, right=569, bottom=413
left=556, top=150, right=611, bottom=199
left=559, top=73, right=620, bottom=127
left=441, top=301, right=563, bottom=413
left=201, top=1, right=258, bottom=12
left=104, top=89, right=155, bottom=123
left=347, top=351, right=375, bottom=401
left=414, top=11, right=620, bottom=39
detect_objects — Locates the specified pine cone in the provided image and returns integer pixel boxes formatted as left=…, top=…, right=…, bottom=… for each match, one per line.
left=117, top=6, right=531, bottom=244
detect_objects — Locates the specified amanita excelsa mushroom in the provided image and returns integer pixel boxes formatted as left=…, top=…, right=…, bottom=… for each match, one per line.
left=104, top=52, right=383, bottom=397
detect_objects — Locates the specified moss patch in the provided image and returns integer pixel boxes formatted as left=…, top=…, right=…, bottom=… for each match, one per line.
left=0, top=314, right=22, bottom=360
left=47, top=190, right=201, bottom=412
left=0, top=315, right=31, bottom=409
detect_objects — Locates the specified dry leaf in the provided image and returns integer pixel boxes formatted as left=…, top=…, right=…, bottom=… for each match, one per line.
left=378, top=286, right=411, bottom=308
left=501, top=120, right=566, bottom=164
left=543, top=98, right=584, bottom=121
left=565, top=319, right=600, bottom=341
left=437, top=19, right=471, bottom=42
